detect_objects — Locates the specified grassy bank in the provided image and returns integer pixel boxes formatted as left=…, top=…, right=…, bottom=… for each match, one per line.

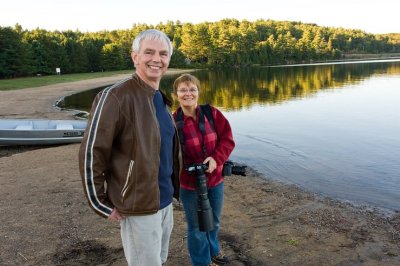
left=0, top=70, right=133, bottom=91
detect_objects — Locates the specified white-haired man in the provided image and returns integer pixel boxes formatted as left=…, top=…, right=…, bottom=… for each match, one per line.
left=79, top=29, right=182, bottom=266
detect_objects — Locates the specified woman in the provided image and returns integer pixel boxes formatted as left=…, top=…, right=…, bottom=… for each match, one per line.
left=172, top=74, right=235, bottom=266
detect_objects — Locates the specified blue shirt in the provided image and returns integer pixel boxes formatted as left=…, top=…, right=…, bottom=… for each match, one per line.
left=153, top=90, right=175, bottom=209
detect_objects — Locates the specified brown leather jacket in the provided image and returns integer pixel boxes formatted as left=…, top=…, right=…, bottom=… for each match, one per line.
left=79, top=74, right=182, bottom=218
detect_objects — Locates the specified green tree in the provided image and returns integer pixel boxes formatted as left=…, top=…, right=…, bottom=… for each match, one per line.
left=101, top=43, right=125, bottom=71
left=0, top=26, right=35, bottom=78
left=180, top=23, right=211, bottom=64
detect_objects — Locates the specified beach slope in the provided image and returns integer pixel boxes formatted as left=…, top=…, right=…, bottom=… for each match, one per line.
left=0, top=72, right=399, bottom=265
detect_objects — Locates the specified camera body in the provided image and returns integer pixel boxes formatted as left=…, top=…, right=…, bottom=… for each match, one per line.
left=186, top=163, right=214, bottom=232
left=222, top=160, right=247, bottom=176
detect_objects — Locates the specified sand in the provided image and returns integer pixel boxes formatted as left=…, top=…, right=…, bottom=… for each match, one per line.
left=0, top=70, right=399, bottom=265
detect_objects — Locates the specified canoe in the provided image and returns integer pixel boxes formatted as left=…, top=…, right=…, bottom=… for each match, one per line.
left=0, top=119, right=87, bottom=146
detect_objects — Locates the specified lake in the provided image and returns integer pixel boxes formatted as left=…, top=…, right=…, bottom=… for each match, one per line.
left=60, top=59, right=400, bottom=212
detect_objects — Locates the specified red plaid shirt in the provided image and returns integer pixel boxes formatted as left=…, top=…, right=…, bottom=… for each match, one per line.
left=173, top=105, right=235, bottom=190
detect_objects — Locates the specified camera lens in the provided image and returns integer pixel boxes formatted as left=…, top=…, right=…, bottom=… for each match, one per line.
left=186, top=163, right=214, bottom=232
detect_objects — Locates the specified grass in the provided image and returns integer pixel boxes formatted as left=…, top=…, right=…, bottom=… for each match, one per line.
left=288, top=239, right=299, bottom=246
left=0, top=70, right=133, bottom=91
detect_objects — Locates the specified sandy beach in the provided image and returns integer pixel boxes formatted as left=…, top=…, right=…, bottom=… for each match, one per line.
left=0, top=71, right=399, bottom=266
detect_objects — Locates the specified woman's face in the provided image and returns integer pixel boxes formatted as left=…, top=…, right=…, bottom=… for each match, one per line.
left=176, top=81, right=199, bottom=109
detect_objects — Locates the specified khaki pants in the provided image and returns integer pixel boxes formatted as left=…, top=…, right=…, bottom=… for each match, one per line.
left=120, top=203, right=173, bottom=266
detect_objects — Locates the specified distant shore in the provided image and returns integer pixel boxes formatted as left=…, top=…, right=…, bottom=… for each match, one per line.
left=342, top=52, right=400, bottom=60
left=267, top=55, right=400, bottom=68
left=0, top=71, right=399, bottom=265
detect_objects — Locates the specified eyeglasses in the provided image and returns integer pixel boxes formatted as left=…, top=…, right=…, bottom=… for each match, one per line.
left=177, top=88, right=198, bottom=94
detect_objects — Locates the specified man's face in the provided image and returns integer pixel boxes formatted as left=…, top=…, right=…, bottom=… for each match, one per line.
left=131, top=38, right=170, bottom=86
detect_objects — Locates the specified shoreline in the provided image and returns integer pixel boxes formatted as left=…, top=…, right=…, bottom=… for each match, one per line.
left=267, top=57, right=400, bottom=68
left=0, top=72, right=399, bottom=265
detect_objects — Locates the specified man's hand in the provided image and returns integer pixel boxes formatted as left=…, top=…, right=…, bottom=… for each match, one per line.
left=203, top=157, right=217, bottom=173
left=108, top=208, right=123, bottom=222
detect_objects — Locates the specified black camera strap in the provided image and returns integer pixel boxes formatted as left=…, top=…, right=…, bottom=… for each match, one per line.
left=198, top=106, right=208, bottom=157
left=175, top=104, right=216, bottom=164
left=201, top=104, right=215, bottom=131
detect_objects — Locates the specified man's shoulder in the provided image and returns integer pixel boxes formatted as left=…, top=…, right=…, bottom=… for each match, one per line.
left=107, top=77, right=133, bottom=93
left=108, top=76, right=154, bottom=96
left=95, top=77, right=131, bottom=97
left=102, top=77, right=144, bottom=99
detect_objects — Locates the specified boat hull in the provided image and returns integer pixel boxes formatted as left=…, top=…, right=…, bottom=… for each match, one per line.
left=0, top=119, right=87, bottom=146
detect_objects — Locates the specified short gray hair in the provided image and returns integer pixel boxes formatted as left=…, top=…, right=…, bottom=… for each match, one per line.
left=132, top=29, right=173, bottom=57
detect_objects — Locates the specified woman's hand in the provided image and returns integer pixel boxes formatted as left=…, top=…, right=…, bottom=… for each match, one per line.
left=203, top=157, right=217, bottom=173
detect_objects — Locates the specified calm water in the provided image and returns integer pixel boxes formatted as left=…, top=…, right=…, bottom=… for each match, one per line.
left=60, top=60, right=400, bottom=212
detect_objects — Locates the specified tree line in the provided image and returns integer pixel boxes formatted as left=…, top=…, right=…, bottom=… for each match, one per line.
left=1, top=19, right=399, bottom=78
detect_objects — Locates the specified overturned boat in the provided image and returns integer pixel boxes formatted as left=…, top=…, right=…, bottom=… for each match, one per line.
left=0, top=119, right=87, bottom=146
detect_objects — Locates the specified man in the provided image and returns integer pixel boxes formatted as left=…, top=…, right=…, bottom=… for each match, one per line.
left=79, top=29, right=182, bottom=266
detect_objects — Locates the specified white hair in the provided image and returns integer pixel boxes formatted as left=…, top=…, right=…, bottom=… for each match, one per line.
left=132, top=29, right=173, bottom=57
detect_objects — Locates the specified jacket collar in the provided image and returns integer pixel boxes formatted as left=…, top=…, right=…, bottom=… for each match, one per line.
left=132, top=73, right=172, bottom=107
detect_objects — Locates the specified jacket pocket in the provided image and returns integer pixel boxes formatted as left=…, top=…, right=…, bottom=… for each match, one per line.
left=121, top=160, right=134, bottom=201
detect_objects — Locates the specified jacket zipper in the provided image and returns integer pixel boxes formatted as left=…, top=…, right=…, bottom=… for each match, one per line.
left=151, top=92, right=161, bottom=208
left=121, top=160, right=134, bottom=200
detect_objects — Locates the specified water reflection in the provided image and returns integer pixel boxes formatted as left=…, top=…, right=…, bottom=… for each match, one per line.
left=59, top=60, right=400, bottom=211
left=191, top=61, right=400, bottom=111
left=59, top=60, right=400, bottom=112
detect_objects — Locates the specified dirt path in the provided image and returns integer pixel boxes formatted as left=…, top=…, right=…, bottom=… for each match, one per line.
left=0, top=72, right=399, bottom=265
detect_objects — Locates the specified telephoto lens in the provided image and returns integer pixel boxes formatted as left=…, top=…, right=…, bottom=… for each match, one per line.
left=222, top=160, right=233, bottom=176
left=186, top=163, right=214, bottom=232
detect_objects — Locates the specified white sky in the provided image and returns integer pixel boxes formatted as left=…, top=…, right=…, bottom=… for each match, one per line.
left=1, top=0, right=399, bottom=34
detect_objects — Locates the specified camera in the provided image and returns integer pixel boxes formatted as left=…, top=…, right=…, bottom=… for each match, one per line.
left=222, top=160, right=247, bottom=176
left=186, top=163, right=214, bottom=232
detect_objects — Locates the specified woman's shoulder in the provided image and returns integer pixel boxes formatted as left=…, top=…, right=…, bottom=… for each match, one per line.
left=207, top=105, right=223, bottom=116
left=201, top=104, right=219, bottom=112
left=173, top=106, right=182, bottom=114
